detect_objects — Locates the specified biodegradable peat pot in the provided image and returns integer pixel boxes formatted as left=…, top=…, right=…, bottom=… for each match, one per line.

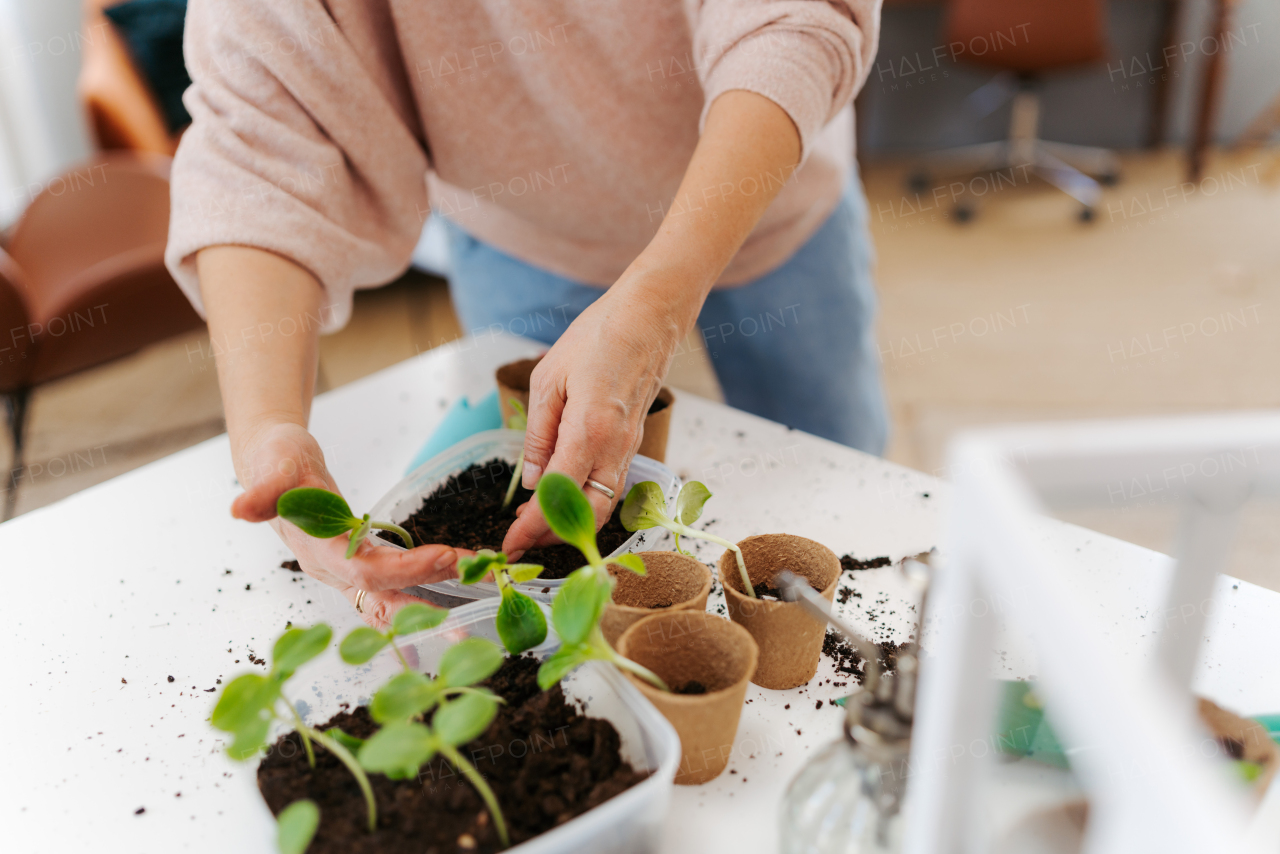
left=601, top=551, right=713, bottom=646
left=617, top=611, right=758, bottom=785
left=495, top=356, right=675, bottom=462
left=718, top=533, right=840, bottom=689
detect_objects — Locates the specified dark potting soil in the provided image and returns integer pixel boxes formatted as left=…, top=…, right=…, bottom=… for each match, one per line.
left=751, top=582, right=784, bottom=600
left=257, top=656, right=647, bottom=854
left=840, top=554, right=891, bottom=571
left=280, top=560, right=302, bottom=572
left=674, top=681, right=708, bottom=695
left=820, top=632, right=902, bottom=686
left=377, top=459, right=634, bottom=579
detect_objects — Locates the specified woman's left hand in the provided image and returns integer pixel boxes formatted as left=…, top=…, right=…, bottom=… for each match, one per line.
left=501, top=275, right=687, bottom=554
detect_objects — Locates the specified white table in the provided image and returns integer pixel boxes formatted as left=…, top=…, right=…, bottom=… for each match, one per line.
left=4, top=333, right=1278, bottom=853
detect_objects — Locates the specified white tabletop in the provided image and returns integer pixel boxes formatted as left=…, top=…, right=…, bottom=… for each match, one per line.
left=4, top=332, right=1278, bottom=854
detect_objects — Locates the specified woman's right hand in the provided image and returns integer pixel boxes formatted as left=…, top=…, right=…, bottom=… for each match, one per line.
left=231, top=420, right=463, bottom=629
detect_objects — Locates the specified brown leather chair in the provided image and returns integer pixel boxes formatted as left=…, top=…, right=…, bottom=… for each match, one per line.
left=0, top=249, right=33, bottom=393
left=910, top=0, right=1121, bottom=221
left=78, top=0, right=179, bottom=154
left=1, top=153, right=203, bottom=517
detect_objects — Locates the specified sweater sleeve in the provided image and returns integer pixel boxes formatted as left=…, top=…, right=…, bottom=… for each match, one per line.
left=689, top=0, right=881, bottom=163
left=165, top=0, right=429, bottom=332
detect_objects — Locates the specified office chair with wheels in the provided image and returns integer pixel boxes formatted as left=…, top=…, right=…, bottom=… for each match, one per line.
left=909, top=0, right=1121, bottom=222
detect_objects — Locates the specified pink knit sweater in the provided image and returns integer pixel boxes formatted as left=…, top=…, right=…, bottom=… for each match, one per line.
left=166, top=0, right=881, bottom=331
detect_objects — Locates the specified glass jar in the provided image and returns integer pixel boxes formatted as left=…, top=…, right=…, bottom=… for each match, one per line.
left=780, top=726, right=909, bottom=854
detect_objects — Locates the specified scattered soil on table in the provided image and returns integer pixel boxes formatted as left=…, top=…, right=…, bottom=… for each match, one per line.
left=280, top=560, right=302, bottom=572
left=674, top=681, right=707, bottom=695
left=840, top=554, right=891, bottom=572
left=377, top=459, right=634, bottom=579
left=821, top=632, right=902, bottom=686
left=257, top=655, right=647, bottom=854
left=836, top=585, right=861, bottom=604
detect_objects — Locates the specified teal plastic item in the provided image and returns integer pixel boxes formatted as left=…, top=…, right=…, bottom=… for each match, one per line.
left=405, top=390, right=502, bottom=474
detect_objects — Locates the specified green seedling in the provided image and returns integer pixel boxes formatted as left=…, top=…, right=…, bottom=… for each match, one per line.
left=501, top=399, right=528, bottom=510
left=352, top=635, right=511, bottom=847
left=458, top=549, right=548, bottom=654
left=621, top=480, right=755, bottom=598
left=277, top=799, right=320, bottom=854
left=532, top=472, right=669, bottom=692
left=338, top=601, right=450, bottom=670
left=277, top=487, right=413, bottom=559
left=211, top=624, right=379, bottom=833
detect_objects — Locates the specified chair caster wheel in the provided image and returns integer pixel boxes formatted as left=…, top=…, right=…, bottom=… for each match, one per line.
left=1079, top=205, right=1096, bottom=223
left=907, top=171, right=931, bottom=193
left=953, top=202, right=976, bottom=223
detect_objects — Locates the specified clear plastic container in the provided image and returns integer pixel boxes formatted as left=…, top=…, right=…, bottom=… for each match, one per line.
left=276, top=599, right=680, bottom=854
left=365, top=429, right=680, bottom=603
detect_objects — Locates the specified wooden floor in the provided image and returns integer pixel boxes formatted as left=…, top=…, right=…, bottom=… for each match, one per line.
left=6, top=146, right=1279, bottom=587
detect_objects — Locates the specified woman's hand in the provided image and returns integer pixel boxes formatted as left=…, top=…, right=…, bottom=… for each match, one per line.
left=501, top=279, right=685, bottom=553
left=234, top=420, right=464, bottom=629
left=500, top=92, right=802, bottom=555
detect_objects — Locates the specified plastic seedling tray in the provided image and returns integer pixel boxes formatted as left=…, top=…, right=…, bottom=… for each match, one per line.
left=258, top=599, right=680, bottom=854
left=366, top=429, right=680, bottom=603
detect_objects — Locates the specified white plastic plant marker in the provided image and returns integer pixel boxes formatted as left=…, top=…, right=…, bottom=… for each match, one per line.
left=905, top=411, right=1280, bottom=854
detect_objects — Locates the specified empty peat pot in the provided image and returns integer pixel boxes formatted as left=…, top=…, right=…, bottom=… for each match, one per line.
left=601, top=551, right=713, bottom=645
left=718, top=533, right=840, bottom=690
left=617, top=611, right=758, bottom=785
left=495, top=356, right=675, bottom=462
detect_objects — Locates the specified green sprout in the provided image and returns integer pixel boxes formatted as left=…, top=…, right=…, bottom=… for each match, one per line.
left=211, top=624, right=379, bottom=833
left=458, top=550, right=548, bottom=654
left=350, top=635, right=511, bottom=847
left=338, top=601, right=450, bottom=671
left=621, top=480, right=755, bottom=598
left=277, top=487, right=413, bottom=559
left=532, top=473, right=669, bottom=692
left=501, top=399, right=528, bottom=511
left=277, top=799, right=320, bottom=854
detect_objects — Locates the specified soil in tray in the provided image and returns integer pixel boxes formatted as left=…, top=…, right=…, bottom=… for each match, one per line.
left=258, top=655, right=648, bottom=854
left=377, top=459, right=634, bottom=579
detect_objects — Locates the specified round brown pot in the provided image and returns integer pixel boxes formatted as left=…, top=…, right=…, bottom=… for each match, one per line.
left=718, top=533, right=840, bottom=690
left=601, top=551, right=712, bottom=646
left=617, top=611, right=758, bottom=785
left=495, top=357, right=675, bottom=462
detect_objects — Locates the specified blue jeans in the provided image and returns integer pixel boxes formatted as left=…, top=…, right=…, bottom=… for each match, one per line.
left=443, top=178, right=888, bottom=455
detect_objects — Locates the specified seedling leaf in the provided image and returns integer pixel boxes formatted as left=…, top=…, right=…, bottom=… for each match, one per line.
left=438, top=637, right=504, bottom=688
left=277, top=799, right=320, bottom=854
left=345, top=515, right=372, bottom=559
left=608, top=553, right=647, bottom=576
left=434, top=691, right=499, bottom=747
left=277, top=488, right=359, bottom=538
left=537, top=646, right=588, bottom=691
left=675, top=481, right=712, bottom=526
left=391, top=602, right=448, bottom=636
left=495, top=588, right=548, bottom=653
left=507, top=563, right=544, bottom=583
left=212, top=673, right=276, bottom=735
left=339, top=627, right=390, bottom=665
left=370, top=671, right=439, bottom=724
left=228, top=713, right=273, bottom=760
left=552, top=567, right=611, bottom=646
left=507, top=398, right=528, bottom=430
left=536, top=472, right=599, bottom=560
left=324, top=727, right=365, bottom=753
left=620, top=482, right=668, bottom=531
left=358, top=721, right=436, bottom=780
left=273, top=624, right=332, bottom=678
left=458, top=550, right=502, bottom=585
